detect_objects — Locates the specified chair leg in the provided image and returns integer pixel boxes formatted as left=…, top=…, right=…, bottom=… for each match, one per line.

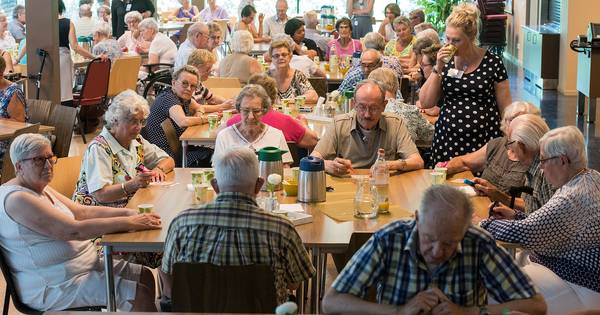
left=3, top=290, right=10, bottom=315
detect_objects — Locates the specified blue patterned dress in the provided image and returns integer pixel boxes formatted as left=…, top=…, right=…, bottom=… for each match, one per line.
left=0, top=83, right=27, bottom=159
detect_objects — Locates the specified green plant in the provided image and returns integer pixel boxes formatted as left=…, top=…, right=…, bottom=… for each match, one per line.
left=416, top=0, right=463, bottom=33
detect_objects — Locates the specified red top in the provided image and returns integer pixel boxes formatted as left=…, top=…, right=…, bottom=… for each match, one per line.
left=226, top=110, right=307, bottom=143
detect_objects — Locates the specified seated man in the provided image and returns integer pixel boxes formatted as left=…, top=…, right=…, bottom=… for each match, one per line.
left=160, top=146, right=314, bottom=306
left=337, top=49, right=383, bottom=93
left=311, top=79, right=424, bottom=175
left=322, top=185, right=547, bottom=315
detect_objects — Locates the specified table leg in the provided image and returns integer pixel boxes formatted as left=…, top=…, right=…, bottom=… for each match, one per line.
left=296, top=281, right=305, bottom=314
left=577, top=91, right=586, bottom=115
left=103, top=245, right=116, bottom=312
left=182, top=140, right=188, bottom=168
left=588, top=97, right=596, bottom=123
left=310, top=248, right=323, bottom=314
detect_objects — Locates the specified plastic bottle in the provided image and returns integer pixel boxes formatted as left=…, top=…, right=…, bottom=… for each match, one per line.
left=329, top=42, right=338, bottom=74
left=370, top=148, right=390, bottom=214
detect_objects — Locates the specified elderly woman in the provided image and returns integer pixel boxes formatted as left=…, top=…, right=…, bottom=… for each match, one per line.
left=473, top=114, right=554, bottom=214
left=378, top=3, right=401, bottom=42
left=369, top=67, right=433, bottom=144
left=268, top=40, right=318, bottom=103
left=215, top=84, right=293, bottom=164
left=199, top=0, right=229, bottom=22
left=207, top=22, right=223, bottom=60
left=326, top=17, right=362, bottom=60
left=0, top=12, right=16, bottom=52
left=226, top=73, right=319, bottom=149
left=420, top=3, right=512, bottom=166
left=440, top=101, right=540, bottom=193
left=236, top=5, right=269, bottom=43
left=139, top=18, right=177, bottom=65
left=170, top=0, right=200, bottom=21
left=117, top=11, right=150, bottom=55
left=186, top=49, right=234, bottom=111
left=408, top=36, right=441, bottom=116
left=384, top=16, right=417, bottom=72
left=92, top=22, right=122, bottom=61
left=0, top=56, right=26, bottom=161
left=284, top=18, right=320, bottom=59
left=218, top=30, right=262, bottom=84
left=267, top=34, right=325, bottom=77
left=74, top=90, right=174, bottom=207
left=97, top=5, right=111, bottom=24
left=0, top=133, right=161, bottom=311
left=480, top=126, right=600, bottom=314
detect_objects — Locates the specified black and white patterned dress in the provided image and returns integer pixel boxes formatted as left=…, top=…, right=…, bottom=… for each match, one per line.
left=432, top=50, right=508, bottom=165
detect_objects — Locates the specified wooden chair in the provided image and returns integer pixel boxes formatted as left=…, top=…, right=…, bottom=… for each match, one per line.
left=1, top=124, right=40, bottom=184
left=48, top=156, right=82, bottom=198
left=107, top=55, right=142, bottom=98
left=26, top=99, right=54, bottom=124
left=73, top=58, right=111, bottom=143
left=172, top=263, right=277, bottom=313
left=308, top=77, right=327, bottom=98
left=160, top=119, right=182, bottom=167
left=203, top=77, right=241, bottom=88
left=47, top=105, right=78, bottom=158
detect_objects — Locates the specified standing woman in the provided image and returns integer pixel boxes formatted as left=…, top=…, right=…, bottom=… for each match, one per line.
left=377, top=3, right=401, bottom=42
left=347, top=0, right=373, bottom=39
left=384, top=16, right=417, bottom=72
left=419, top=3, right=512, bottom=165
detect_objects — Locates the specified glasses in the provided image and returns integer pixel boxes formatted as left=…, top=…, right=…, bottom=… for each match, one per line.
left=21, top=155, right=58, bottom=167
left=361, top=62, right=380, bottom=70
left=504, top=140, right=516, bottom=149
left=272, top=53, right=290, bottom=59
left=540, top=156, right=560, bottom=165
left=178, top=80, right=198, bottom=91
left=128, top=118, right=147, bottom=126
left=355, top=104, right=381, bottom=114
left=241, top=108, right=264, bottom=116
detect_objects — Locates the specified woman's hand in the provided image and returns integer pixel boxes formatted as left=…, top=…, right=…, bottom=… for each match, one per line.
left=258, top=13, right=264, bottom=24
left=219, top=99, right=235, bottom=111
left=489, top=202, right=516, bottom=220
left=152, top=167, right=166, bottom=182
left=128, top=213, right=162, bottom=231
left=473, top=178, right=504, bottom=201
left=132, top=171, right=154, bottom=189
left=435, top=45, right=453, bottom=72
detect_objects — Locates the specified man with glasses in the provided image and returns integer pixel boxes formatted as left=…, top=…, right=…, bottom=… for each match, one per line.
left=311, top=79, right=424, bottom=175
left=174, top=22, right=210, bottom=71
left=337, top=49, right=383, bottom=93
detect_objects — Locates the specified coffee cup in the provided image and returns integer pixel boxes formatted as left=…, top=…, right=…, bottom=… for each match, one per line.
left=430, top=171, right=445, bottom=185
left=138, top=203, right=153, bottom=213
left=191, top=170, right=204, bottom=186
left=207, top=114, right=219, bottom=129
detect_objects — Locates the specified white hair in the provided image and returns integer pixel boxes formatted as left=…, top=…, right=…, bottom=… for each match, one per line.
left=79, top=4, right=92, bottom=18
left=362, top=32, right=386, bottom=52
left=230, top=30, right=254, bottom=54
left=501, top=101, right=541, bottom=133
left=540, top=126, right=587, bottom=170
left=303, top=10, right=319, bottom=29
left=415, top=28, right=441, bottom=45
left=10, top=133, right=51, bottom=166
left=509, top=114, right=549, bottom=153
left=368, top=68, right=399, bottom=94
left=104, top=90, right=150, bottom=130
left=271, top=33, right=296, bottom=50
left=93, top=22, right=112, bottom=37
left=213, top=146, right=259, bottom=189
left=139, top=17, right=159, bottom=33
left=187, top=21, right=208, bottom=39
left=235, top=84, right=271, bottom=112
left=418, top=185, right=473, bottom=228
left=124, top=11, right=143, bottom=24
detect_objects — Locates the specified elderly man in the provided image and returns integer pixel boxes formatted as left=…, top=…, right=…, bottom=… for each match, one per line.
left=322, top=185, right=547, bottom=315
left=264, top=0, right=289, bottom=37
left=75, top=4, right=96, bottom=37
left=160, top=146, right=314, bottom=306
left=303, top=10, right=329, bottom=54
left=337, top=49, right=383, bottom=93
left=311, top=79, right=423, bottom=174
left=361, top=32, right=403, bottom=80
left=8, top=5, right=25, bottom=43
left=173, top=22, right=210, bottom=71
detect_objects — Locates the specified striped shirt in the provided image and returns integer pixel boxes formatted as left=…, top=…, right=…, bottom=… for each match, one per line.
left=332, top=220, right=537, bottom=306
left=161, top=192, right=315, bottom=303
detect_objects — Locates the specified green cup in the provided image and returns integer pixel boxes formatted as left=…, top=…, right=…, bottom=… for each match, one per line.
left=434, top=167, right=448, bottom=179
left=193, top=184, right=208, bottom=204
left=202, top=170, right=214, bottom=184
left=207, top=114, right=219, bottom=129
left=191, top=170, right=204, bottom=186
left=430, top=171, right=445, bottom=185
left=138, top=203, right=153, bottom=213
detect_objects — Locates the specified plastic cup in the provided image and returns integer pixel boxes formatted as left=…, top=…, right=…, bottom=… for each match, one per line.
left=191, top=170, right=204, bottom=186
left=193, top=184, right=209, bottom=204
left=295, top=96, right=306, bottom=107
left=207, top=114, right=219, bottom=129
left=434, top=167, right=448, bottom=179
left=222, top=109, right=234, bottom=122
left=138, top=203, right=153, bottom=213
left=291, top=167, right=300, bottom=183
left=442, top=44, right=457, bottom=63
left=202, top=170, right=214, bottom=184
left=430, top=171, right=446, bottom=185
left=324, top=62, right=330, bottom=72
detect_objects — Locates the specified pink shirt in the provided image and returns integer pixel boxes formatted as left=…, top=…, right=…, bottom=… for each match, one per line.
left=326, top=38, right=363, bottom=60
left=227, top=110, right=306, bottom=143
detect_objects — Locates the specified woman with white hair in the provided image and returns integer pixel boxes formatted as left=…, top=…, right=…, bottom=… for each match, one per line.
left=74, top=90, right=174, bottom=207
left=139, top=18, right=177, bottom=65
left=117, top=11, right=150, bottom=55
left=186, top=49, right=234, bottom=111
left=218, top=30, right=262, bottom=84
left=440, top=101, right=541, bottom=193
left=474, top=114, right=555, bottom=214
left=92, top=22, right=122, bottom=61
left=481, top=126, right=600, bottom=315
left=0, top=133, right=161, bottom=311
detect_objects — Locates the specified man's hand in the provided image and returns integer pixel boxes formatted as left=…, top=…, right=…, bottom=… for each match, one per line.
left=473, top=178, right=504, bottom=201
left=431, top=301, right=478, bottom=315
left=325, top=157, right=354, bottom=176
left=402, top=289, right=443, bottom=315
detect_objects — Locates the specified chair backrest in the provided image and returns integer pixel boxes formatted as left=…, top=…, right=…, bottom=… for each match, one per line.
left=26, top=99, right=54, bottom=125
left=1, top=123, right=40, bottom=185
left=203, top=76, right=241, bottom=88
left=77, top=58, right=111, bottom=106
left=178, top=23, right=193, bottom=45
left=308, top=77, right=327, bottom=98
left=48, top=155, right=83, bottom=198
left=160, top=119, right=182, bottom=166
left=172, top=263, right=277, bottom=313
left=107, top=55, right=142, bottom=98
left=286, top=141, right=308, bottom=168
left=0, top=246, right=43, bottom=315
left=47, top=105, right=78, bottom=158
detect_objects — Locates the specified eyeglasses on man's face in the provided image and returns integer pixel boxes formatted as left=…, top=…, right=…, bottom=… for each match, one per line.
left=540, top=155, right=560, bottom=165
left=21, top=155, right=58, bottom=167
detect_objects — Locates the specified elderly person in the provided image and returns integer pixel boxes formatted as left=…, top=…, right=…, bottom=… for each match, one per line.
left=74, top=90, right=174, bottom=207
left=326, top=17, right=362, bottom=60
left=214, top=85, right=293, bottom=164
left=218, top=30, right=262, bottom=84
left=0, top=133, right=161, bottom=311
left=409, top=9, right=426, bottom=29
left=337, top=49, right=382, bottom=93
left=268, top=40, right=318, bottom=104
left=143, top=66, right=216, bottom=167
left=481, top=126, right=600, bottom=315
left=236, top=5, right=269, bottom=43
left=0, top=56, right=26, bottom=161
left=268, top=34, right=325, bottom=78
left=284, top=18, right=320, bottom=59
left=227, top=73, right=319, bottom=149
left=199, top=0, right=229, bottom=23
left=169, top=0, right=200, bottom=21
left=75, top=4, right=95, bottom=37
left=111, top=0, right=155, bottom=38
left=440, top=101, right=540, bottom=193
left=8, top=5, right=25, bottom=43
left=117, top=11, right=150, bottom=55
left=473, top=114, right=554, bottom=215
left=173, top=22, right=209, bottom=71
left=139, top=18, right=177, bottom=66
left=186, top=49, right=234, bottom=111
left=92, top=22, right=122, bottom=61
left=384, top=16, right=417, bottom=72
left=312, top=80, right=423, bottom=174
left=420, top=3, right=512, bottom=166
left=264, top=0, right=289, bottom=37
left=357, top=32, right=402, bottom=78
left=0, top=12, right=16, bottom=53
left=347, top=0, right=373, bottom=39
left=378, top=3, right=401, bottom=42
left=160, top=146, right=314, bottom=306
left=369, top=68, right=433, bottom=144
left=323, top=185, right=546, bottom=315
left=303, top=10, right=329, bottom=54
left=97, top=5, right=111, bottom=25
left=408, top=36, right=441, bottom=116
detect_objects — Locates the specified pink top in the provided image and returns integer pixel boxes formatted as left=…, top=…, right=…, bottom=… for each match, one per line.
left=326, top=38, right=363, bottom=60
left=227, top=110, right=306, bottom=143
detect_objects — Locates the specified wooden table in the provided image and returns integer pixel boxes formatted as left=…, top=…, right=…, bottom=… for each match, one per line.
left=159, top=22, right=189, bottom=36
left=100, top=168, right=490, bottom=312
left=210, top=87, right=242, bottom=99
left=0, top=119, right=54, bottom=141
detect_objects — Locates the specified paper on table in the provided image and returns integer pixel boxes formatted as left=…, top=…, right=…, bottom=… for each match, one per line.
left=186, top=184, right=214, bottom=191
left=149, top=181, right=178, bottom=187
left=279, top=203, right=304, bottom=213
left=457, top=185, right=477, bottom=197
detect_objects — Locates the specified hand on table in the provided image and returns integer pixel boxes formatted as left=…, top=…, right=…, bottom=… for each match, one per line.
left=129, top=213, right=162, bottom=231
left=132, top=171, right=154, bottom=189
left=326, top=157, right=354, bottom=176
left=489, top=202, right=516, bottom=220
left=219, top=99, right=235, bottom=110
left=402, top=288, right=446, bottom=315
left=151, top=167, right=167, bottom=182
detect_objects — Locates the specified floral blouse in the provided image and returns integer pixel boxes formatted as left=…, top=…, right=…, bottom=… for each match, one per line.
left=0, top=83, right=27, bottom=158
left=270, top=69, right=314, bottom=100
left=384, top=36, right=416, bottom=57
left=385, top=99, right=434, bottom=143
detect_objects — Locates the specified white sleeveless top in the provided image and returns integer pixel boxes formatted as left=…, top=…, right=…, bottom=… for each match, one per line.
left=0, top=185, right=100, bottom=310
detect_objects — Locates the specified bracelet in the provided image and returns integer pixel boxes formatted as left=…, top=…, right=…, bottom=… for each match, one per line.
left=121, top=182, right=128, bottom=196
left=432, top=67, right=440, bottom=75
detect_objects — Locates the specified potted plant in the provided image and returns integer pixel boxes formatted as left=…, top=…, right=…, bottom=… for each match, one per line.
left=416, top=0, right=463, bottom=33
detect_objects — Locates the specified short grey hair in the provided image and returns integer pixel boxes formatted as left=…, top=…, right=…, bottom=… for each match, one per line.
left=368, top=68, right=399, bottom=94
left=501, top=101, right=541, bottom=133
left=540, top=126, right=587, bottom=170
left=355, top=79, right=386, bottom=104
left=79, top=4, right=92, bottom=17
left=509, top=114, right=549, bottom=153
left=303, top=10, right=319, bottom=29
left=230, top=30, right=254, bottom=54
left=271, top=33, right=296, bottom=51
left=213, top=146, right=259, bottom=190
left=363, top=32, right=386, bottom=52
left=124, top=11, right=143, bottom=24
left=10, top=133, right=51, bottom=166
left=415, top=28, right=441, bottom=44
left=104, top=90, right=150, bottom=130
left=173, top=64, right=200, bottom=81
left=97, top=4, right=110, bottom=16
left=139, top=17, right=159, bottom=33
left=12, top=4, right=24, bottom=19
left=418, top=185, right=473, bottom=228
left=187, top=21, right=208, bottom=39
left=235, top=84, right=271, bottom=113
left=93, top=22, right=112, bottom=37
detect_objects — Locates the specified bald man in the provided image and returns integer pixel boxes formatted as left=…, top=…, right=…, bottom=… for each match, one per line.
left=337, top=49, right=382, bottom=93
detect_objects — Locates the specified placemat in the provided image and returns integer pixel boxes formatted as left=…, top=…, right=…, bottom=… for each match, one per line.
left=319, top=200, right=414, bottom=222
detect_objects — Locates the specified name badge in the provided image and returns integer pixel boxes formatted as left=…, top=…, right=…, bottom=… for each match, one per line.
left=447, top=68, right=464, bottom=79
left=353, top=19, right=359, bottom=26
left=126, top=3, right=132, bottom=11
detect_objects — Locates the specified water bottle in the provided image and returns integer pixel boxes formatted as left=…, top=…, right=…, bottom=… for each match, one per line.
left=329, top=42, right=338, bottom=74
left=370, top=148, right=390, bottom=214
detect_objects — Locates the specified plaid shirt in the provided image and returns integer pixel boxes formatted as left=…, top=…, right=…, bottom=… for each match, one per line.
left=161, top=192, right=315, bottom=304
left=338, top=67, right=365, bottom=93
left=523, top=156, right=556, bottom=213
left=332, top=220, right=537, bottom=306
